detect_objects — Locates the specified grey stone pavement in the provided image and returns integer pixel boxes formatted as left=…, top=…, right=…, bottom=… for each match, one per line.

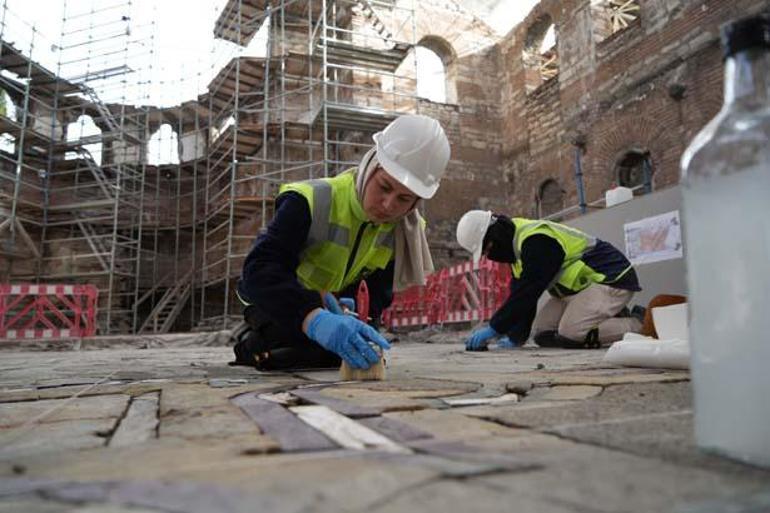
left=0, top=329, right=768, bottom=513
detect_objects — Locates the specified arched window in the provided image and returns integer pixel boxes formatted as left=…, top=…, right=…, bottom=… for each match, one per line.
left=416, top=46, right=446, bottom=103
left=591, top=0, right=641, bottom=42
left=536, top=178, right=565, bottom=218
left=523, top=15, right=559, bottom=93
left=615, top=149, right=653, bottom=193
left=66, top=115, right=102, bottom=165
left=148, top=123, right=180, bottom=165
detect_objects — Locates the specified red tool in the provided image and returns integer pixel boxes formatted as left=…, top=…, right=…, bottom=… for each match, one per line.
left=356, top=280, right=369, bottom=322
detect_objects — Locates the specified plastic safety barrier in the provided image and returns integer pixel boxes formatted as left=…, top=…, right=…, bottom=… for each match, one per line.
left=0, top=284, right=98, bottom=339
left=383, top=258, right=510, bottom=329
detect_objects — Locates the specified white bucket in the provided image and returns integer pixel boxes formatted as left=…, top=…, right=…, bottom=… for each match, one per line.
left=651, top=303, right=689, bottom=340
left=605, top=186, right=633, bottom=207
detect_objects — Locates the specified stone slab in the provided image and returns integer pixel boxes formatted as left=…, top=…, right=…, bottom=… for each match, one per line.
left=289, top=388, right=382, bottom=417
left=507, top=367, right=690, bottom=388
left=160, top=405, right=263, bottom=441
left=317, top=387, right=451, bottom=412
left=0, top=437, right=282, bottom=481
left=358, top=416, right=433, bottom=443
left=159, top=383, right=280, bottom=416
left=109, top=392, right=159, bottom=447
left=0, top=395, right=130, bottom=428
left=0, top=419, right=114, bottom=459
left=465, top=382, right=693, bottom=430
left=383, top=409, right=524, bottom=441
left=528, top=384, right=603, bottom=401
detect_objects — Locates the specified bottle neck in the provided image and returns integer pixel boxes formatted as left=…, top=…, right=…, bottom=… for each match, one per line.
left=724, top=48, right=770, bottom=107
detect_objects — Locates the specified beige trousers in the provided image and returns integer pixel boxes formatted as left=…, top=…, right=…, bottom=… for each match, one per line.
left=532, top=284, right=641, bottom=343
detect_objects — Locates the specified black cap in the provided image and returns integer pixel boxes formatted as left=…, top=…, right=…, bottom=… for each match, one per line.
left=721, top=12, right=770, bottom=58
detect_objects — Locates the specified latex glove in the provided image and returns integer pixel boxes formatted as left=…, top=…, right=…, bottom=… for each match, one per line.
left=497, top=336, right=518, bottom=350
left=338, top=297, right=356, bottom=313
left=322, top=292, right=344, bottom=314
left=307, top=310, right=391, bottom=369
left=465, top=325, right=499, bottom=351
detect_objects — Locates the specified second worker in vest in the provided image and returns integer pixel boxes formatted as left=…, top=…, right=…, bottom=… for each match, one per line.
left=233, top=114, right=451, bottom=370
left=456, top=211, right=642, bottom=350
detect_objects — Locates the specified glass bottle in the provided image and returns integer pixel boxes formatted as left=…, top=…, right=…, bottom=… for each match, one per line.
left=680, top=13, right=770, bottom=468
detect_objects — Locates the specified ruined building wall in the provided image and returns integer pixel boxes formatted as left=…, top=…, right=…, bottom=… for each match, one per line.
left=491, top=0, right=769, bottom=221
left=394, top=0, right=507, bottom=266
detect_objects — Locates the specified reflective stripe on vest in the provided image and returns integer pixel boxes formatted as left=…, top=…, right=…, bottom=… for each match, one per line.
left=303, top=179, right=351, bottom=248
left=279, top=170, right=395, bottom=292
left=511, top=218, right=604, bottom=294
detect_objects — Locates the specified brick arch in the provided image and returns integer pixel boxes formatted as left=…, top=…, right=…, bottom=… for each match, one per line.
left=590, top=116, right=670, bottom=188
left=612, top=147, right=654, bottom=193
left=414, top=4, right=496, bottom=58
left=417, top=35, right=457, bottom=68
left=535, top=177, right=565, bottom=218
left=415, top=35, right=457, bottom=104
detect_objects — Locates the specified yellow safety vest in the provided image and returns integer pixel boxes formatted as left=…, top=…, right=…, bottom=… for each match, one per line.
left=510, top=218, right=631, bottom=295
left=279, top=169, right=395, bottom=292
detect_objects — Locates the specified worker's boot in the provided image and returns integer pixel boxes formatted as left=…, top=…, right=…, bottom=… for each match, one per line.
left=583, top=327, right=601, bottom=349
left=256, top=346, right=341, bottom=371
left=533, top=330, right=559, bottom=347
left=535, top=329, right=602, bottom=349
left=230, top=328, right=269, bottom=367
left=232, top=333, right=340, bottom=370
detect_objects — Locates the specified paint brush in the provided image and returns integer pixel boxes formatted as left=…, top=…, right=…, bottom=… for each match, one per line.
left=339, top=343, right=386, bottom=381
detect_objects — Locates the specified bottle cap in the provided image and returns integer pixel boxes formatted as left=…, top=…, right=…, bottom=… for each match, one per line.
left=721, top=12, right=770, bottom=59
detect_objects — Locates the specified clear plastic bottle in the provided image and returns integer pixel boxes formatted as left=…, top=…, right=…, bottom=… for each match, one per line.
left=680, top=13, right=770, bottom=468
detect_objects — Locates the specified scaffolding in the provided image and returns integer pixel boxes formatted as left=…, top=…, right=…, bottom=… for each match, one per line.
left=1, top=0, right=421, bottom=334
left=0, top=0, right=153, bottom=333
left=197, top=0, right=421, bottom=330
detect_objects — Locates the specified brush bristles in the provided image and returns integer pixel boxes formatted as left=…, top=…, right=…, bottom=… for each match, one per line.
left=339, top=356, right=386, bottom=381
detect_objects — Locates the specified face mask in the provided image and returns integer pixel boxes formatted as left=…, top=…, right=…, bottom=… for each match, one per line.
left=483, top=216, right=516, bottom=263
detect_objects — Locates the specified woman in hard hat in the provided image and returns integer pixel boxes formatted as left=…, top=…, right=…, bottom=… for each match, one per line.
left=455, top=211, right=642, bottom=350
left=233, top=114, right=451, bottom=370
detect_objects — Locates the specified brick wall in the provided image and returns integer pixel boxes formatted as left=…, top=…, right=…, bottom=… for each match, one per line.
left=483, top=0, right=768, bottom=226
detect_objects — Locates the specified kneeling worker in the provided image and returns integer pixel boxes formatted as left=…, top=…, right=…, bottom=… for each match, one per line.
left=233, top=115, right=451, bottom=370
left=456, top=211, right=642, bottom=350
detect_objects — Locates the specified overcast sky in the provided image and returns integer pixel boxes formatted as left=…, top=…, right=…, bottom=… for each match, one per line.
left=1, top=0, right=539, bottom=107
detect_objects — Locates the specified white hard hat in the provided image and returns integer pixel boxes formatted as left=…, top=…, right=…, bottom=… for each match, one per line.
left=373, top=114, right=450, bottom=199
left=456, top=210, right=493, bottom=264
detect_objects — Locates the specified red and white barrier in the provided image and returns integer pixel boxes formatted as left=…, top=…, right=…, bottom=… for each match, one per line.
left=0, top=284, right=98, bottom=339
left=383, top=258, right=510, bottom=329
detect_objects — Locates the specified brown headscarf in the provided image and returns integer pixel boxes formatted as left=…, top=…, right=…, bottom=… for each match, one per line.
left=356, top=148, right=434, bottom=292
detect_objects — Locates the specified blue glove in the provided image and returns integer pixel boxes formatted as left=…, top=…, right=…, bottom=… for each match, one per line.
left=465, top=325, right=499, bottom=351
left=338, top=297, right=356, bottom=312
left=322, top=292, right=344, bottom=314
left=497, top=336, right=519, bottom=350
left=307, top=310, right=391, bottom=369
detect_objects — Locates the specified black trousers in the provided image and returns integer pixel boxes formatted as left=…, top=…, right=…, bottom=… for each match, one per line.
left=232, top=304, right=341, bottom=370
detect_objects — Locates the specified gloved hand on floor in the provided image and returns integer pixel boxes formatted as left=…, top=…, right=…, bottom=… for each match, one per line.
left=496, top=336, right=518, bottom=349
left=465, top=325, right=499, bottom=351
left=306, top=310, right=390, bottom=369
